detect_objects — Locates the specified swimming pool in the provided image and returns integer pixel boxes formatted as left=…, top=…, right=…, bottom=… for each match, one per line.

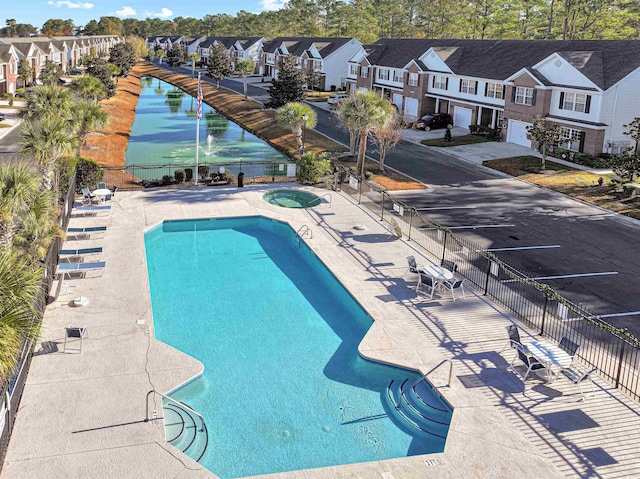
left=144, top=216, right=451, bottom=478
left=263, top=189, right=321, bottom=208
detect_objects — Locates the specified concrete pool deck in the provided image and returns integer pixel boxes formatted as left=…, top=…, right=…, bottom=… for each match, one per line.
left=3, top=184, right=640, bottom=479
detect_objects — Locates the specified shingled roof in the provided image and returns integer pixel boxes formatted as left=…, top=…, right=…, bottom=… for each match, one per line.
left=370, top=38, right=640, bottom=90
left=0, top=44, right=16, bottom=64
left=262, top=37, right=354, bottom=59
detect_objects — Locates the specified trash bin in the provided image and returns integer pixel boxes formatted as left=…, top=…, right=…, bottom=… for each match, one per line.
left=237, top=172, right=244, bottom=188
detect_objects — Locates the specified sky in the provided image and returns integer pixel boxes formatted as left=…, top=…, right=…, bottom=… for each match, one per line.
left=2, top=0, right=289, bottom=29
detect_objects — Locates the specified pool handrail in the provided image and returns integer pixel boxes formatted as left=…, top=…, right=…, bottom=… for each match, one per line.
left=145, top=389, right=205, bottom=431
left=296, top=224, right=312, bottom=246
left=399, top=359, right=453, bottom=399
left=304, top=192, right=331, bottom=208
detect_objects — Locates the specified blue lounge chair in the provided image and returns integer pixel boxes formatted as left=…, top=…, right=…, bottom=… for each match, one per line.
left=56, top=261, right=106, bottom=278
left=58, top=247, right=103, bottom=262
left=74, top=205, right=111, bottom=216
left=66, top=226, right=107, bottom=240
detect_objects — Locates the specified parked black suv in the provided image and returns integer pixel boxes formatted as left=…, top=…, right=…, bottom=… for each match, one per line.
left=414, top=113, right=453, bottom=131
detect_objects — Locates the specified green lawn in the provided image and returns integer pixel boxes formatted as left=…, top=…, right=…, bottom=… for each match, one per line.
left=421, top=134, right=492, bottom=147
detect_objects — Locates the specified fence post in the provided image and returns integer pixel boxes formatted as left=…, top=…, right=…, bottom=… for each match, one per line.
left=441, top=230, right=448, bottom=263
left=381, top=192, right=385, bottom=221
left=540, top=293, right=549, bottom=336
left=408, top=208, right=413, bottom=241
left=358, top=177, right=362, bottom=204
left=483, top=257, right=492, bottom=296
left=615, top=337, right=627, bottom=388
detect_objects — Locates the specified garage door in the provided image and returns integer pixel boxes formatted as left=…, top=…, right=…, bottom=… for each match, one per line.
left=507, top=120, right=532, bottom=148
left=392, top=93, right=403, bottom=111
left=404, top=97, right=419, bottom=118
left=453, top=107, right=472, bottom=127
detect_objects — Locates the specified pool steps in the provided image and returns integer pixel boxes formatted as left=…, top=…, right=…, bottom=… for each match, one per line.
left=163, top=401, right=209, bottom=463
left=386, top=378, right=452, bottom=440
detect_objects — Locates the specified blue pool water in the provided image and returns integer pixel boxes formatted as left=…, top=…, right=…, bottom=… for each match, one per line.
left=145, top=217, right=450, bottom=478
left=126, top=77, right=287, bottom=169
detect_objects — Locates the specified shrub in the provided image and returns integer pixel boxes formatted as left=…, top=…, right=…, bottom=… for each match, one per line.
left=57, top=156, right=79, bottom=200
left=298, top=151, right=332, bottom=184
left=364, top=171, right=374, bottom=180
left=174, top=170, right=185, bottom=183
left=185, top=168, right=193, bottom=182
left=74, top=157, right=103, bottom=192
left=545, top=146, right=613, bottom=169
left=162, top=175, right=172, bottom=185
left=198, top=165, right=210, bottom=179
left=623, top=184, right=637, bottom=196
left=3, top=93, right=14, bottom=106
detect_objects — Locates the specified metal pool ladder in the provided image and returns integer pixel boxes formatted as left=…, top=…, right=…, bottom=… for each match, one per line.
left=296, top=224, right=312, bottom=246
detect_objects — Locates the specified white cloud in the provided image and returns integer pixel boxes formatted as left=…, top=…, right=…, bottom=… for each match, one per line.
left=149, top=7, right=173, bottom=19
left=47, top=0, right=94, bottom=8
left=115, top=6, right=136, bottom=17
left=260, top=0, right=288, bottom=10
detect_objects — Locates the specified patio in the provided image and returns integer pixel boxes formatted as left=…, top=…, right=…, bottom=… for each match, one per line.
left=2, top=184, right=639, bottom=479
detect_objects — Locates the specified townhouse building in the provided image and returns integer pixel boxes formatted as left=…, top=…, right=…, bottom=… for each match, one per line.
left=0, top=44, right=19, bottom=95
left=346, top=39, right=640, bottom=157
left=198, top=37, right=265, bottom=71
left=0, top=35, right=122, bottom=83
left=258, top=37, right=361, bottom=91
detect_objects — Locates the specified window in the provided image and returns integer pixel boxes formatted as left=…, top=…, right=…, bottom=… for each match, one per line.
left=378, top=68, right=390, bottom=81
left=514, top=86, right=534, bottom=106
left=361, top=66, right=368, bottom=78
left=349, top=64, right=359, bottom=76
left=408, top=72, right=419, bottom=87
left=460, top=79, right=477, bottom=95
left=496, top=110, right=504, bottom=128
left=393, top=70, right=403, bottom=82
left=560, top=92, right=589, bottom=113
left=558, top=127, right=583, bottom=152
left=486, top=82, right=504, bottom=99
left=303, top=59, right=308, bottom=68
left=608, top=141, right=630, bottom=155
left=433, top=75, right=447, bottom=89
left=349, top=82, right=356, bottom=92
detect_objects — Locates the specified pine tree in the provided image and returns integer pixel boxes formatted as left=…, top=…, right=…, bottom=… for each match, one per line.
left=206, top=43, right=233, bottom=88
left=267, top=55, right=306, bottom=109
left=166, top=44, right=186, bottom=70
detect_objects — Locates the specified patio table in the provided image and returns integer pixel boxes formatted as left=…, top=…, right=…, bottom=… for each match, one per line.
left=526, top=340, right=573, bottom=382
left=421, top=264, right=454, bottom=291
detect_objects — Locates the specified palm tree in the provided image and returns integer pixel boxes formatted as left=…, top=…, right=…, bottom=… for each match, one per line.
left=0, top=249, right=43, bottom=380
left=337, top=91, right=394, bottom=176
left=12, top=187, right=60, bottom=260
left=275, top=102, right=317, bottom=153
left=235, top=59, right=255, bottom=100
left=188, top=52, right=200, bottom=78
left=0, top=164, right=39, bottom=249
left=69, top=75, right=106, bottom=103
left=72, top=100, right=109, bottom=156
left=18, top=85, right=73, bottom=122
left=20, top=116, right=77, bottom=190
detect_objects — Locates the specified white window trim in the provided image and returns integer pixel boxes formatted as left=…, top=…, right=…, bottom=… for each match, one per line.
left=378, top=68, right=390, bottom=81
left=515, top=86, right=534, bottom=106
left=349, top=64, right=359, bottom=75
left=460, top=79, right=477, bottom=95
left=361, top=66, right=368, bottom=78
left=558, top=127, right=582, bottom=151
left=561, top=92, right=587, bottom=113
left=433, top=75, right=447, bottom=90
left=486, top=83, right=503, bottom=99
left=408, top=72, right=418, bottom=87
left=392, top=70, right=403, bottom=82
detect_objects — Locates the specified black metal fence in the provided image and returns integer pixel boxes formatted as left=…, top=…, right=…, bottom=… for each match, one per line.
left=101, top=159, right=298, bottom=190
left=0, top=173, right=77, bottom=469
left=335, top=165, right=640, bottom=402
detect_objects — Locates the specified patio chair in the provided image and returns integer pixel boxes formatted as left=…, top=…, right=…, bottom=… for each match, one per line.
left=507, top=342, right=546, bottom=383
left=81, top=187, right=97, bottom=206
left=404, top=255, right=421, bottom=277
left=441, top=259, right=458, bottom=272
left=500, top=324, right=524, bottom=353
left=74, top=205, right=111, bottom=216
left=64, top=325, right=88, bottom=353
left=58, top=247, right=103, bottom=262
left=560, top=365, right=597, bottom=400
left=97, top=182, right=107, bottom=189
left=442, top=278, right=465, bottom=301
left=558, top=336, right=581, bottom=360
left=104, top=185, right=118, bottom=201
left=56, top=261, right=106, bottom=279
left=416, top=272, right=436, bottom=299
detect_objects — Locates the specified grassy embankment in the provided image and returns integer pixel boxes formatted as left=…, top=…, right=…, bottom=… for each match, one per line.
left=85, top=61, right=424, bottom=190
left=485, top=156, right=640, bottom=220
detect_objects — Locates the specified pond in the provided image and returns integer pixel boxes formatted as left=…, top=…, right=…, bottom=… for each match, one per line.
left=124, top=77, right=288, bottom=179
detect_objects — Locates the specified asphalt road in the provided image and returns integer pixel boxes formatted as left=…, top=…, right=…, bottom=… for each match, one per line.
left=208, top=71, right=640, bottom=334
